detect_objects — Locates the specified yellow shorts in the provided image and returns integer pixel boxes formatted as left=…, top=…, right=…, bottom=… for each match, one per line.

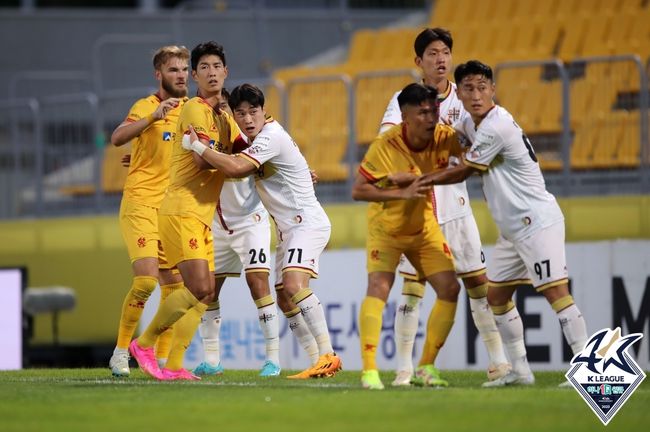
left=159, top=214, right=214, bottom=271
left=119, top=199, right=169, bottom=268
left=366, top=226, right=455, bottom=278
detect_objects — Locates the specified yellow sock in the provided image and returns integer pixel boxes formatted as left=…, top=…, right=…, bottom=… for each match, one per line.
left=116, top=276, right=157, bottom=349
left=359, top=296, right=386, bottom=371
left=155, top=282, right=183, bottom=360
left=165, top=302, right=208, bottom=370
left=418, top=299, right=457, bottom=366
left=138, top=286, right=199, bottom=348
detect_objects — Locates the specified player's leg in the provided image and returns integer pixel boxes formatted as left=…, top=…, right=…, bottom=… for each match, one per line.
left=193, top=276, right=225, bottom=376
left=281, top=227, right=341, bottom=379
left=359, top=271, right=395, bottom=390
left=392, top=256, right=425, bottom=386
left=277, top=283, right=320, bottom=368
left=130, top=216, right=212, bottom=379
left=447, top=215, right=509, bottom=379
left=409, top=228, right=459, bottom=387
left=110, top=200, right=160, bottom=377
left=154, top=266, right=183, bottom=369
left=519, top=222, right=587, bottom=386
left=482, top=236, right=534, bottom=387
left=237, top=218, right=280, bottom=376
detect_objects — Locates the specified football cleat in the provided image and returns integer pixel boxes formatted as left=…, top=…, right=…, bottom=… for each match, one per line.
left=259, top=360, right=281, bottom=377
left=308, top=353, right=342, bottom=378
left=193, top=362, right=224, bottom=376
left=129, top=339, right=163, bottom=379
left=482, top=370, right=535, bottom=388
left=286, top=368, right=312, bottom=380
left=109, top=349, right=130, bottom=377
left=391, top=370, right=413, bottom=387
left=161, top=368, right=201, bottom=381
left=412, top=364, right=448, bottom=387
left=361, top=369, right=385, bottom=390
left=487, top=362, right=512, bottom=381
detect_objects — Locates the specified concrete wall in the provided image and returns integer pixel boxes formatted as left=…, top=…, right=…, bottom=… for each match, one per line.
left=0, top=9, right=408, bottom=99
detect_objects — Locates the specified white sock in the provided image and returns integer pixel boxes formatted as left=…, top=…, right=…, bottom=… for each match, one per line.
left=258, top=302, right=280, bottom=365
left=557, top=304, right=588, bottom=355
left=469, top=296, right=509, bottom=365
left=295, top=292, right=334, bottom=356
left=394, top=294, right=420, bottom=373
left=287, top=311, right=320, bottom=365
left=494, top=307, right=531, bottom=377
left=113, top=347, right=128, bottom=356
left=198, top=307, right=221, bottom=366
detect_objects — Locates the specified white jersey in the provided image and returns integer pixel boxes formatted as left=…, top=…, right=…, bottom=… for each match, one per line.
left=379, top=81, right=472, bottom=224
left=238, top=120, right=331, bottom=233
left=459, top=105, right=564, bottom=242
left=213, top=176, right=268, bottom=233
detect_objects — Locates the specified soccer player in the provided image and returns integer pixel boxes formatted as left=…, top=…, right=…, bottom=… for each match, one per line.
left=421, top=60, right=588, bottom=387
left=108, top=45, right=189, bottom=377
left=128, top=41, right=246, bottom=380
left=378, top=28, right=509, bottom=386
left=353, top=83, right=463, bottom=390
left=192, top=89, right=285, bottom=378
left=182, top=83, right=342, bottom=379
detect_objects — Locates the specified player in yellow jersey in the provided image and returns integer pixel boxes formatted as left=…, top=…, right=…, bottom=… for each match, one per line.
left=129, top=41, right=246, bottom=381
left=109, top=45, right=189, bottom=377
left=352, top=83, right=462, bottom=390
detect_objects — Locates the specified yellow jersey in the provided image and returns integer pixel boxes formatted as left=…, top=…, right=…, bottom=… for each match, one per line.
left=359, top=123, right=462, bottom=236
left=159, top=96, right=245, bottom=226
left=122, top=94, right=187, bottom=207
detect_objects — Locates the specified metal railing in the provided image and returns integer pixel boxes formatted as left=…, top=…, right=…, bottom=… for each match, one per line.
left=1, top=60, right=649, bottom=219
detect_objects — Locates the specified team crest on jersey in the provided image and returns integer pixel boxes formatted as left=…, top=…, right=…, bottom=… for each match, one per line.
left=162, top=131, right=173, bottom=141
left=137, top=237, right=146, bottom=248
left=370, top=249, right=380, bottom=261
left=189, top=238, right=199, bottom=250
left=447, top=107, right=461, bottom=123
left=565, top=327, right=645, bottom=425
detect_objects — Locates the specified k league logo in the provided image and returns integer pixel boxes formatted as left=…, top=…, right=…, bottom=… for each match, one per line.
left=565, top=327, right=645, bottom=425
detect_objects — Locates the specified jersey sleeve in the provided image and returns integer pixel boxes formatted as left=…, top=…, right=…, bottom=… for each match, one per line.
left=125, top=98, right=155, bottom=123
left=238, top=130, right=278, bottom=169
left=379, top=91, right=401, bottom=133
left=464, top=126, right=502, bottom=171
left=181, top=102, right=212, bottom=142
left=359, top=139, right=391, bottom=183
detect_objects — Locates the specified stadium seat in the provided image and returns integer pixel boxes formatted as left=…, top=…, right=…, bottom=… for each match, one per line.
left=59, top=143, right=130, bottom=196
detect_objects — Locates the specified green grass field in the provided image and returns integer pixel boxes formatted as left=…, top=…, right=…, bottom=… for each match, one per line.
left=0, top=369, right=648, bottom=432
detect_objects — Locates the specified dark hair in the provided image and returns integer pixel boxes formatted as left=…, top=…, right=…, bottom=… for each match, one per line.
left=228, top=83, right=265, bottom=110
left=397, top=83, right=438, bottom=110
left=454, top=60, right=494, bottom=84
left=414, top=27, right=453, bottom=57
left=221, top=87, right=230, bottom=100
left=190, top=41, right=226, bottom=71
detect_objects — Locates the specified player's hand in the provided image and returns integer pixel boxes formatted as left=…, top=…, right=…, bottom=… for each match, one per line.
left=310, top=169, right=319, bottom=184
left=153, top=98, right=180, bottom=120
left=400, top=176, right=432, bottom=199
left=387, top=172, right=417, bottom=187
left=185, top=124, right=207, bottom=156
left=121, top=153, right=131, bottom=167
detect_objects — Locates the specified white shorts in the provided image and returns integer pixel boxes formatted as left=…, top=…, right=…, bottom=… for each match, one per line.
left=213, top=217, right=271, bottom=277
left=398, top=214, right=486, bottom=280
left=274, top=225, right=330, bottom=284
left=488, top=221, right=568, bottom=292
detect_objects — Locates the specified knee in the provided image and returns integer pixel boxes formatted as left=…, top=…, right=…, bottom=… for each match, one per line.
left=275, top=289, right=293, bottom=313
left=438, top=279, right=461, bottom=302
left=486, top=287, right=510, bottom=306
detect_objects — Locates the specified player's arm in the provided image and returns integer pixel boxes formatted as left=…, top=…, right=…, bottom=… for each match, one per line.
left=185, top=125, right=257, bottom=177
left=420, top=157, right=480, bottom=186
left=110, top=98, right=181, bottom=147
left=352, top=171, right=430, bottom=202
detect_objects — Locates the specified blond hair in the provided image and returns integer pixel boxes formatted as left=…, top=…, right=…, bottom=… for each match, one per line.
left=153, top=45, right=190, bottom=70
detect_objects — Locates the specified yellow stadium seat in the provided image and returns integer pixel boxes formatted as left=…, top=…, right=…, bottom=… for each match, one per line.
left=616, top=111, right=641, bottom=167
left=59, top=143, right=130, bottom=196
left=570, top=121, right=599, bottom=169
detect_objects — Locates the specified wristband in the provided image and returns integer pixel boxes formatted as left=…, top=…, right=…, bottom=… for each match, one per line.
left=191, top=140, right=207, bottom=156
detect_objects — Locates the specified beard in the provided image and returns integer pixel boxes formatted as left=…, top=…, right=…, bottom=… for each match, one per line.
left=162, top=77, right=187, bottom=98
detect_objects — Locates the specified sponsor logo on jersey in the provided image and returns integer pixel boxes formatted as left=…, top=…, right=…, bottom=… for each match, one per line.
left=162, top=131, right=173, bottom=141
left=566, top=327, right=645, bottom=425
left=209, top=140, right=216, bottom=149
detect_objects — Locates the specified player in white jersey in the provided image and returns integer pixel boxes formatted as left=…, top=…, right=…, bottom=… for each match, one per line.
left=379, top=28, right=508, bottom=386
left=421, top=60, right=588, bottom=387
left=182, top=83, right=342, bottom=379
